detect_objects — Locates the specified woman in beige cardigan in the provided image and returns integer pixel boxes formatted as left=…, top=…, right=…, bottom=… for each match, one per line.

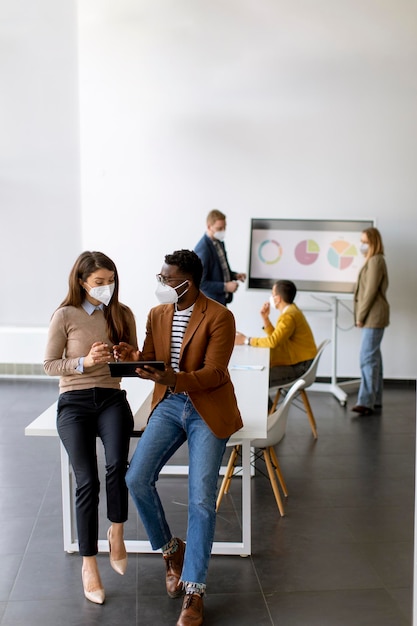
left=352, top=228, right=390, bottom=415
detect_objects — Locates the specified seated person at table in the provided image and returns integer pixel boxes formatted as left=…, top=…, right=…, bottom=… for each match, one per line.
left=114, top=249, right=242, bottom=626
left=235, top=279, right=317, bottom=395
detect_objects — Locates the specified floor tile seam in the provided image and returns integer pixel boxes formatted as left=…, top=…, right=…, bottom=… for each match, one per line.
left=248, top=555, right=276, bottom=626
left=6, top=464, right=58, bottom=602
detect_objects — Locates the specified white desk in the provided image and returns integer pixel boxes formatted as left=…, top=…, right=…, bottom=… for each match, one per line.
left=25, top=346, right=269, bottom=557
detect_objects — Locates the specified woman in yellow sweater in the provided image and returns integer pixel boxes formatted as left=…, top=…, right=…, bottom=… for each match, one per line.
left=44, top=251, right=137, bottom=604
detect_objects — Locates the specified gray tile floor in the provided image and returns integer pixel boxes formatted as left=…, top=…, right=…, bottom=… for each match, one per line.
left=0, top=378, right=414, bottom=625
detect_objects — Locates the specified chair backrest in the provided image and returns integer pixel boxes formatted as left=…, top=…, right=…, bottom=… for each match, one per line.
left=251, top=378, right=305, bottom=448
left=300, top=338, right=331, bottom=388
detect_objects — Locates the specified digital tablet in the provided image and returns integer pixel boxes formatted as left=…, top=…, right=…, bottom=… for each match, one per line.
left=108, top=361, right=165, bottom=377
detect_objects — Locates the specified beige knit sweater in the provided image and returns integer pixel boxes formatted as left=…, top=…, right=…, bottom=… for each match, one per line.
left=44, top=305, right=137, bottom=393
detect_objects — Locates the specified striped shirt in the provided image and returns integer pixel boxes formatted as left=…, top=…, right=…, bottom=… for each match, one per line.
left=170, top=304, right=194, bottom=372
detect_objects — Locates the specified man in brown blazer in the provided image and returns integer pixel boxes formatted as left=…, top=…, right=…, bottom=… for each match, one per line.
left=115, top=249, right=242, bottom=626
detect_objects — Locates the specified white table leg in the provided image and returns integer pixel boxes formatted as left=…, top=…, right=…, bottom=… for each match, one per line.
left=60, top=439, right=252, bottom=556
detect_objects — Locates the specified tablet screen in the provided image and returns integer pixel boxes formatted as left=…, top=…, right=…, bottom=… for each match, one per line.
left=108, top=361, right=165, bottom=377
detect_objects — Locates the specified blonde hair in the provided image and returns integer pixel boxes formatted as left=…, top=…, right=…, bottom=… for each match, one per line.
left=363, top=227, right=385, bottom=257
left=206, top=209, right=226, bottom=226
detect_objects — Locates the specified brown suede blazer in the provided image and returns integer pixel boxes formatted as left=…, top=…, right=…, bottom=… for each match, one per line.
left=141, top=292, right=243, bottom=439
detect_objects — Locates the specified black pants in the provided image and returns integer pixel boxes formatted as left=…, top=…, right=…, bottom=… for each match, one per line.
left=57, top=388, right=133, bottom=556
left=269, top=359, right=313, bottom=388
left=268, top=360, right=313, bottom=410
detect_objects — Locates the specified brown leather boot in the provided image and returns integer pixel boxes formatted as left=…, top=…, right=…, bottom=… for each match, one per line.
left=176, top=593, right=204, bottom=626
left=163, top=538, right=185, bottom=598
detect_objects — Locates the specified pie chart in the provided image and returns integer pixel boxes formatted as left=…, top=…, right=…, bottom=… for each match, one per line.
left=295, top=239, right=320, bottom=265
left=258, top=239, right=282, bottom=264
left=327, top=240, right=357, bottom=270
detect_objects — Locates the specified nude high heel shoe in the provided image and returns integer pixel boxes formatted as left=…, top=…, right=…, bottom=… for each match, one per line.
left=107, top=526, right=128, bottom=575
left=82, top=568, right=105, bottom=605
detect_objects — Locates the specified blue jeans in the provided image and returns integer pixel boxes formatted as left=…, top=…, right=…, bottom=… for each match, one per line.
left=125, top=393, right=228, bottom=585
left=357, top=327, right=385, bottom=409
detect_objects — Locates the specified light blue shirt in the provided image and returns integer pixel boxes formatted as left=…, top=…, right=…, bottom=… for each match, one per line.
left=76, top=301, right=104, bottom=372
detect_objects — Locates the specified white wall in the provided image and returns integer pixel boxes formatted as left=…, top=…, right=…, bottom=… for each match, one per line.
left=0, top=0, right=81, bottom=327
left=78, top=0, right=417, bottom=379
left=0, top=0, right=416, bottom=381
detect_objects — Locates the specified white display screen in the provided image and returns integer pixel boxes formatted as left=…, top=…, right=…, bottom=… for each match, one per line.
left=248, top=219, right=374, bottom=293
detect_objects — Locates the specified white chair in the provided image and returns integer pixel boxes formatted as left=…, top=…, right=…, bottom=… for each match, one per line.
left=216, top=378, right=305, bottom=516
left=132, top=390, right=153, bottom=435
left=269, top=339, right=331, bottom=439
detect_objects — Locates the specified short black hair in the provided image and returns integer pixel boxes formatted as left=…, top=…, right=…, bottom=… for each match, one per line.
left=273, top=279, right=297, bottom=303
left=164, top=249, right=203, bottom=289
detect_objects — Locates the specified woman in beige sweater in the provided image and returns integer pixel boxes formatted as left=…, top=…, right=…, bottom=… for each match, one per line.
left=44, top=251, right=137, bottom=604
left=352, top=228, right=390, bottom=416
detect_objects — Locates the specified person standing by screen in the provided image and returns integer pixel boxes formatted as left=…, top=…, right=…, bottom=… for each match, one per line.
left=352, top=227, right=390, bottom=416
left=44, top=251, right=137, bottom=604
left=194, top=209, right=246, bottom=305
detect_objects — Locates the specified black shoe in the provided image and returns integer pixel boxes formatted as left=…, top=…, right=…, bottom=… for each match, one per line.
left=351, top=405, right=373, bottom=416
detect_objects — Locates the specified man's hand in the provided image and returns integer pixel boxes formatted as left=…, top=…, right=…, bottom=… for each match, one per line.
left=235, top=331, right=247, bottom=346
left=136, top=363, right=177, bottom=387
left=260, top=301, right=270, bottom=324
left=235, top=273, right=247, bottom=282
left=225, top=280, right=239, bottom=294
left=112, top=341, right=140, bottom=362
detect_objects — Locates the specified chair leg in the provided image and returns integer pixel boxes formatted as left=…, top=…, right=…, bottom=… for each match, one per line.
left=269, top=446, right=288, bottom=497
left=216, top=445, right=240, bottom=511
left=269, top=389, right=281, bottom=415
left=301, top=390, right=318, bottom=439
left=262, top=449, right=285, bottom=516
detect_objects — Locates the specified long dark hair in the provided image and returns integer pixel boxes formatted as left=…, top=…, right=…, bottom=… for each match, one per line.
left=58, top=251, right=134, bottom=344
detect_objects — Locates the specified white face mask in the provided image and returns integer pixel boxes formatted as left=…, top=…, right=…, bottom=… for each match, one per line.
left=269, top=294, right=277, bottom=310
left=213, top=229, right=226, bottom=242
left=155, top=280, right=189, bottom=304
left=359, top=243, right=369, bottom=256
left=86, top=282, right=115, bottom=306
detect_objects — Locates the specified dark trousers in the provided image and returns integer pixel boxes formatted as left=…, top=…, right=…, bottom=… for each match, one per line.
left=269, top=359, right=313, bottom=388
left=268, top=360, right=313, bottom=410
left=57, top=388, right=133, bottom=556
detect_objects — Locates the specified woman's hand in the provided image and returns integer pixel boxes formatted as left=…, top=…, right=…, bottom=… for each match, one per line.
left=84, top=342, right=112, bottom=368
left=112, top=341, right=140, bottom=362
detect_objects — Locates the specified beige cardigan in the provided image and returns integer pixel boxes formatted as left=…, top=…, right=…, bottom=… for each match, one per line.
left=354, top=254, right=390, bottom=328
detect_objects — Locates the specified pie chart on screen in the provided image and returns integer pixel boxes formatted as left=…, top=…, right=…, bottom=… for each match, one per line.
left=327, top=240, right=357, bottom=270
left=258, top=239, right=282, bottom=264
left=295, top=239, right=320, bottom=265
